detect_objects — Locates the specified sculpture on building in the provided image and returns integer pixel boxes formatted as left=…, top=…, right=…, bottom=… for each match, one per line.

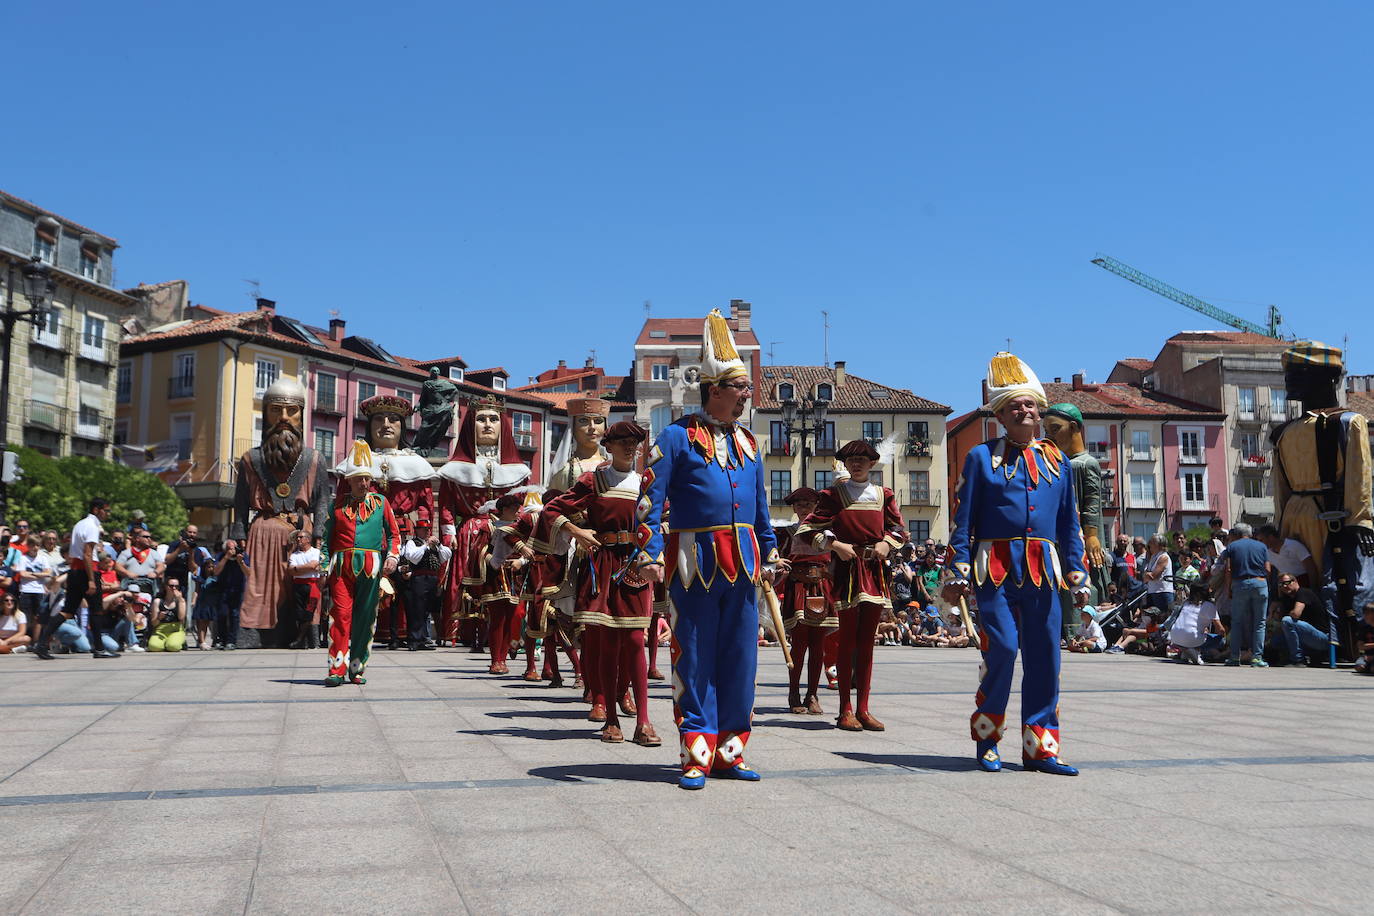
left=230, top=378, right=331, bottom=633
left=1271, top=340, right=1374, bottom=652
left=413, top=367, right=460, bottom=455
left=1042, top=402, right=1109, bottom=603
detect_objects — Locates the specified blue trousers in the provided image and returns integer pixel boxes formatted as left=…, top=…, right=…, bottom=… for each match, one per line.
left=669, top=576, right=758, bottom=772
left=971, top=579, right=1063, bottom=760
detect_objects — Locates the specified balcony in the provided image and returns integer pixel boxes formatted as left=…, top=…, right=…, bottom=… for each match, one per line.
left=77, top=335, right=118, bottom=365
left=769, top=439, right=793, bottom=457
left=1102, top=490, right=1120, bottom=509
left=1168, top=493, right=1221, bottom=516
left=168, top=376, right=196, bottom=399
left=23, top=401, right=68, bottom=433
left=1235, top=405, right=1270, bottom=426
left=314, top=394, right=345, bottom=416
left=905, top=436, right=932, bottom=458
left=1125, top=492, right=1165, bottom=510
left=1178, top=451, right=1206, bottom=465
left=1127, top=446, right=1156, bottom=462
left=30, top=323, right=71, bottom=353
left=901, top=489, right=941, bottom=507
left=1239, top=452, right=1269, bottom=469
left=73, top=412, right=114, bottom=442
left=514, top=432, right=534, bottom=450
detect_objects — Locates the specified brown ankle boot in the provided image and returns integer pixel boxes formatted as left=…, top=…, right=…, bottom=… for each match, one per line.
left=857, top=711, right=885, bottom=732
left=836, top=711, right=863, bottom=731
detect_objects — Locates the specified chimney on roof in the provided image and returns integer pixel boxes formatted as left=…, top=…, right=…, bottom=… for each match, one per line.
left=834, top=360, right=846, bottom=388
left=1054, top=377, right=1062, bottom=383
left=729, top=299, right=751, bottom=332
left=585, top=356, right=595, bottom=369
left=557, top=359, right=566, bottom=369
left=981, top=380, right=990, bottom=406
left=329, top=317, right=346, bottom=341
left=1072, top=372, right=1085, bottom=390
left=256, top=297, right=276, bottom=315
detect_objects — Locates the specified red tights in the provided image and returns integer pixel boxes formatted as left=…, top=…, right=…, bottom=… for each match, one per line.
left=600, top=628, right=649, bottom=728
left=788, top=625, right=831, bottom=701
left=486, top=601, right=520, bottom=669
left=837, top=603, right=881, bottom=716
left=582, top=625, right=630, bottom=708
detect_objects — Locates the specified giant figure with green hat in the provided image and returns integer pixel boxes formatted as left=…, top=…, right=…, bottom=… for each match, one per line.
left=1042, top=402, right=1109, bottom=605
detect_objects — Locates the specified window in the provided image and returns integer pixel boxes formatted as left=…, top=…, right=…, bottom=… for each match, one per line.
left=1086, top=424, right=1110, bottom=459
left=1179, top=429, right=1202, bottom=463
left=1131, top=430, right=1151, bottom=459
left=356, top=381, right=376, bottom=404
left=316, top=373, right=337, bottom=411
left=79, top=245, right=100, bottom=281
left=1239, top=432, right=1260, bottom=459
left=1270, top=389, right=1288, bottom=416
left=778, top=382, right=794, bottom=401
left=1237, top=387, right=1257, bottom=418
left=116, top=361, right=132, bottom=405
left=33, top=224, right=56, bottom=263
left=1243, top=476, right=1264, bottom=498
left=909, top=470, right=930, bottom=501
left=869, top=470, right=884, bottom=487
left=816, top=421, right=836, bottom=452
left=1130, top=473, right=1156, bottom=500
left=113, top=419, right=129, bottom=447
left=314, top=428, right=336, bottom=463
left=82, top=315, right=104, bottom=347
left=33, top=305, right=61, bottom=346
left=254, top=357, right=280, bottom=395
left=651, top=363, right=670, bottom=381
left=908, top=519, right=930, bottom=542
left=815, top=470, right=834, bottom=490
left=171, top=353, right=195, bottom=398
left=492, top=377, right=507, bottom=390
left=549, top=422, right=568, bottom=456
left=512, top=411, right=533, bottom=448
left=171, top=414, right=193, bottom=460
left=907, top=421, right=929, bottom=440
left=1182, top=470, right=1205, bottom=505
left=816, top=383, right=833, bottom=401
left=650, top=405, right=673, bottom=437
left=448, top=367, right=464, bottom=382
left=770, top=470, right=792, bottom=504
left=862, top=421, right=884, bottom=443
left=770, top=421, right=790, bottom=454
left=76, top=403, right=102, bottom=438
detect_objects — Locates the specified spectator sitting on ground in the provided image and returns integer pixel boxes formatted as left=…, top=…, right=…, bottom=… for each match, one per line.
left=1356, top=604, right=1374, bottom=675
left=911, top=604, right=945, bottom=646
left=1067, top=592, right=1106, bottom=653
left=1258, top=524, right=1320, bottom=588
left=942, top=613, right=970, bottom=648
left=0, top=594, right=31, bottom=654
left=1106, top=603, right=1157, bottom=655
left=1169, top=583, right=1224, bottom=665
left=1275, top=574, right=1332, bottom=667
left=148, top=580, right=187, bottom=652
left=105, top=585, right=147, bottom=653
left=875, top=608, right=902, bottom=645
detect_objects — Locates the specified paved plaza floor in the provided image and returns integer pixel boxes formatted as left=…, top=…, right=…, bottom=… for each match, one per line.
left=1, top=643, right=1371, bottom=914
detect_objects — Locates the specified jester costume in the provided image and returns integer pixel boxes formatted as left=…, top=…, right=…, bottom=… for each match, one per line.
left=321, top=489, right=400, bottom=684
left=950, top=352, right=1087, bottom=773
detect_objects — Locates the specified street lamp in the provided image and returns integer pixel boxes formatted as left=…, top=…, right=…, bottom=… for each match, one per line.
left=779, top=395, right=830, bottom=488
left=0, top=256, right=57, bottom=524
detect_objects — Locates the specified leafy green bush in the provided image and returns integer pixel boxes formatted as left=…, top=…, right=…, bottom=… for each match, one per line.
left=5, top=447, right=187, bottom=542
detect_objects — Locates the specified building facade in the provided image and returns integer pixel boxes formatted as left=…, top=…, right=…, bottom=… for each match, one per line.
left=1, top=191, right=145, bottom=459
left=754, top=362, right=952, bottom=543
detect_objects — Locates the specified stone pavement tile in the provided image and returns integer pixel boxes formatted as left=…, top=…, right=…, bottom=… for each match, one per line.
left=0, top=857, right=64, bottom=911
left=1140, top=795, right=1374, bottom=828
left=690, top=880, right=937, bottom=915
left=419, top=788, right=581, bottom=833
left=70, top=797, right=267, bottom=865
left=1074, top=815, right=1294, bottom=861
left=23, top=858, right=256, bottom=916
left=1207, top=858, right=1366, bottom=911
left=400, top=758, right=527, bottom=784
left=258, top=822, right=443, bottom=876
left=456, top=876, right=686, bottom=915
left=1012, top=851, right=1303, bottom=913
left=440, top=826, right=633, bottom=886
left=272, top=753, right=406, bottom=785
left=266, top=790, right=421, bottom=828
left=154, top=749, right=277, bottom=776
left=247, top=866, right=463, bottom=915
left=169, top=734, right=283, bottom=753
left=0, top=767, right=144, bottom=797
left=0, top=806, right=108, bottom=856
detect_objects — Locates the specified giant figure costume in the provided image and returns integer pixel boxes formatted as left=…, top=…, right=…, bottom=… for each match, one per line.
left=230, top=378, right=331, bottom=631
left=640, top=310, right=778, bottom=789
left=948, top=352, right=1087, bottom=775
left=1043, top=402, right=1109, bottom=605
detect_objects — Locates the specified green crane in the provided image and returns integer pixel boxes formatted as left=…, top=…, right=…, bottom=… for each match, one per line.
left=1090, top=254, right=1284, bottom=338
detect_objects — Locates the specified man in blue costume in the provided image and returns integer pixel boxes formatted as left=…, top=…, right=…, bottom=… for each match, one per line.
left=640, top=309, right=778, bottom=790
left=944, top=351, right=1088, bottom=776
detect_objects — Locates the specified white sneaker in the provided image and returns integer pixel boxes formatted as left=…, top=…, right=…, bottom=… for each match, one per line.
left=12, top=645, right=27, bottom=654
left=129, top=645, right=146, bottom=653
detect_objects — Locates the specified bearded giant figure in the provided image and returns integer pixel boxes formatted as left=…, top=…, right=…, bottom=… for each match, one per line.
left=230, top=377, right=332, bottom=631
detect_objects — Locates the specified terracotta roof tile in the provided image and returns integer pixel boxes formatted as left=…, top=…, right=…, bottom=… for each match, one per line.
left=1168, top=330, right=1288, bottom=347
left=754, top=365, right=950, bottom=413
left=1118, top=358, right=1154, bottom=371
left=635, top=317, right=761, bottom=347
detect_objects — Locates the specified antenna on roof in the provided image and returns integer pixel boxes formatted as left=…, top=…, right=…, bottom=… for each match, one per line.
left=243, top=279, right=261, bottom=301
left=644, top=299, right=652, bottom=318
left=822, top=310, right=830, bottom=368
left=328, top=309, right=340, bottom=319
left=768, top=341, right=783, bottom=364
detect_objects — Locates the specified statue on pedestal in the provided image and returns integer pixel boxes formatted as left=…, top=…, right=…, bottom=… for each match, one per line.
left=414, top=367, right=460, bottom=456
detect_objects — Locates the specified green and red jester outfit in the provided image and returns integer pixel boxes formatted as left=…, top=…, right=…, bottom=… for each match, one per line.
left=321, top=491, right=400, bottom=684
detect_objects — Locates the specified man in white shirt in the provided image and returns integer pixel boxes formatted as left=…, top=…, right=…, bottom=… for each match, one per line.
left=15, top=536, right=55, bottom=644
left=35, top=498, right=111, bottom=660
left=400, top=512, right=451, bottom=651
left=1257, top=524, right=1320, bottom=587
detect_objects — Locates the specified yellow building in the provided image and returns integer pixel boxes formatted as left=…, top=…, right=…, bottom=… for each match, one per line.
left=752, top=362, right=952, bottom=543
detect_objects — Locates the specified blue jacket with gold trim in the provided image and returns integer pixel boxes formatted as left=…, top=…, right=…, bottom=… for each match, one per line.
left=949, top=437, right=1087, bottom=590
left=640, top=414, right=779, bottom=589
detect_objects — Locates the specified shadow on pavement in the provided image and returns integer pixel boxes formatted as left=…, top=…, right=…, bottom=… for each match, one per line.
left=834, top=751, right=977, bottom=772
left=458, top=726, right=595, bottom=742
left=484, top=708, right=592, bottom=720
left=751, top=716, right=834, bottom=730
left=527, top=762, right=679, bottom=784
left=269, top=678, right=328, bottom=686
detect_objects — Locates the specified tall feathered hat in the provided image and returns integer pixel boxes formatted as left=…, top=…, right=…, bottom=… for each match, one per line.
left=984, top=351, right=1046, bottom=413
left=341, top=439, right=377, bottom=478
left=700, top=308, right=748, bottom=384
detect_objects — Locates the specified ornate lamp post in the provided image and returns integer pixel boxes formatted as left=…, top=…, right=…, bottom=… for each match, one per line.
left=779, top=395, right=830, bottom=488
left=0, top=256, right=57, bottom=524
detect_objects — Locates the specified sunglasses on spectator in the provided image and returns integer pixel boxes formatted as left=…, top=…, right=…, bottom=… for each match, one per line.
left=1279, top=577, right=1296, bottom=585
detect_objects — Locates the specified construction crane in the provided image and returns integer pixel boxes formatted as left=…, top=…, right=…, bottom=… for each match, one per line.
left=1090, top=254, right=1284, bottom=338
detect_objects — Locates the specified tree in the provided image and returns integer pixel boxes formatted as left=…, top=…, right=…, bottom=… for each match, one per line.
left=56, top=456, right=188, bottom=542
left=5, top=446, right=83, bottom=535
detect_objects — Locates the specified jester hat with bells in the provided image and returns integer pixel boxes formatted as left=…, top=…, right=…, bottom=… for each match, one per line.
left=984, top=351, right=1047, bottom=414
left=699, top=308, right=748, bottom=384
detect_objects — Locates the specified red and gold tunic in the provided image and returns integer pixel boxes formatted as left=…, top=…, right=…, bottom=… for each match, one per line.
left=796, top=479, right=906, bottom=611
left=534, top=466, right=652, bottom=630
left=776, top=523, right=836, bottom=630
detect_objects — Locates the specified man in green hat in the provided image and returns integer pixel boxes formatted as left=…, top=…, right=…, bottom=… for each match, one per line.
left=1042, top=403, right=1108, bottom=605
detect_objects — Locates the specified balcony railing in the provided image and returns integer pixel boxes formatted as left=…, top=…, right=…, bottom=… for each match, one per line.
left=1124, top=492, right=1165, bottom=510
left=1235, top=405, right=1270, bottom=425
left=1178, top=451, right=1206, bottom=465
left=1169, top=493, right=1221, bottom=515
left=73, top=413, right=114, bottom=442
left=901, top=489, right=941, bottom=507
left=1102, top=491, right=1120, bottom=509
left=314, top=394, right=345, bottom=416
left=514, top=432, right=534, bottom=450
left=30, top=323, right=71, bottom=353
left=1240, top=452, right=1269, bottom=469
left=77, top=335, right=118, bottom=365
left=23, top=401, right=69, bottom=433
left=769, top=439, right=793, bottom=456
left=168, top=376, right=196, bottom=399
left=1127, top=446, right=1156, bottom=461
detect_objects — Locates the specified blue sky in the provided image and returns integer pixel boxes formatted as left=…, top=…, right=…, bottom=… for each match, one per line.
left=7, top=1, right=1371, bottom=413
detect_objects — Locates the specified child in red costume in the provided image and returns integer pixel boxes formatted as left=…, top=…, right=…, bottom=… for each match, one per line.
left=776, top=487, right=836, bottom=716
